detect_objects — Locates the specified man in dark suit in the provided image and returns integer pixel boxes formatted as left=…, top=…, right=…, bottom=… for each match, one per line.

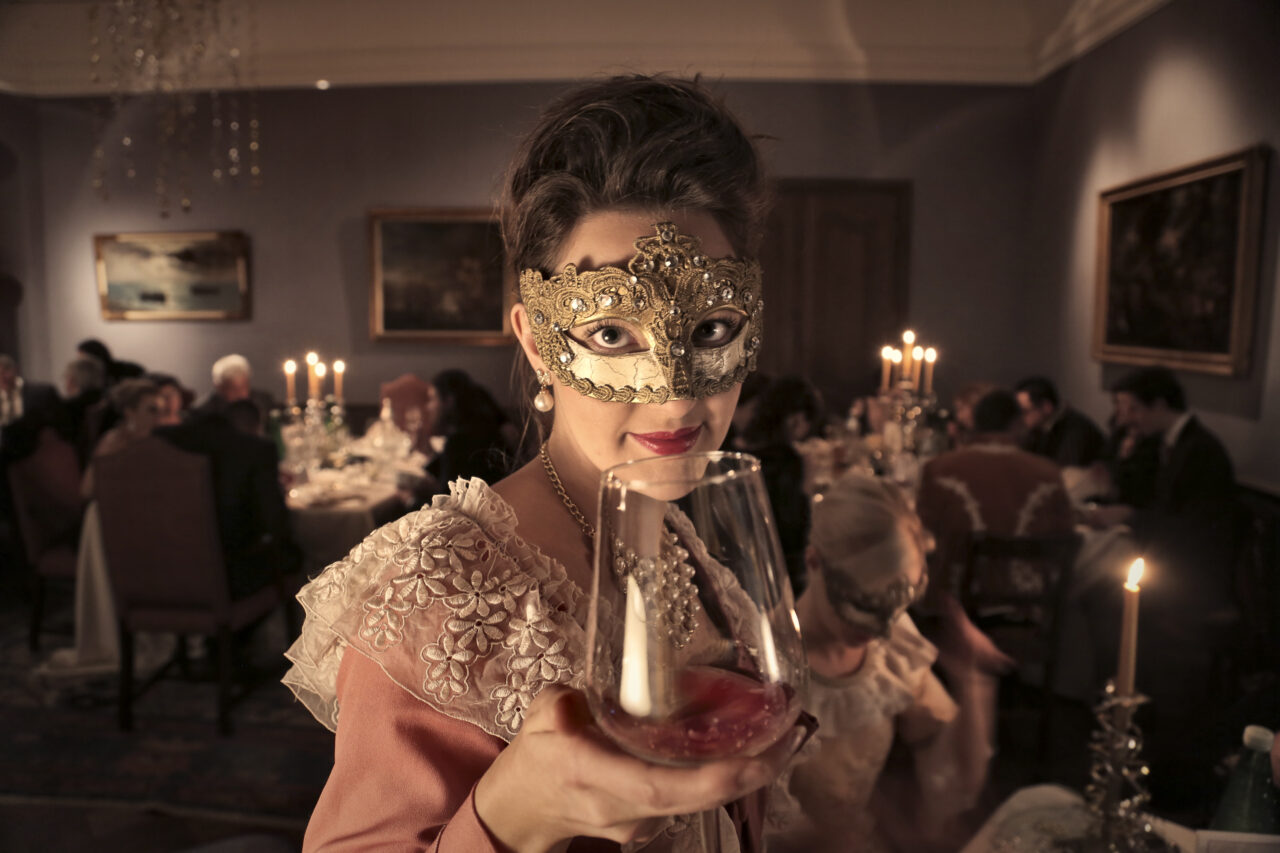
left=1087, top=367, right=1238, bottom=606
left=155, top=401, right=300, bottom=599
left=1014, top=376, right=1106, bottom=467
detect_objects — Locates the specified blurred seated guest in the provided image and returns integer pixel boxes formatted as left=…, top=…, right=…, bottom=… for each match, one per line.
left=147, top=373, right=189, bottom=426
left=768, top=474, right=1002, bottom=853
left=77, top=338, right=145, bottom=386
left=377, top=373, right=439, bottom=456
left=427, top=369, right=513, bottom=491
left=1083, top=367, right=1238, bottom=609
left=947, top=381, right=998, bottom=448
left=61, top=355, right=108, bottom=467
left=192, top=354, right=274, bottom=422
left=1095, top=401, right=1162, bottom=511
left=1014, top=376, right=1105, bottom=468
left=917, top=389, right=1073, bottom=611
left=723, top=371, right=771, bottom=450
left=0, top=353, right=61, bottom=431
left=741, top=375, right=825, bottom=594
left=155, top=401, right=300, bottom=598
left=82, top=378, right=160, bottom=498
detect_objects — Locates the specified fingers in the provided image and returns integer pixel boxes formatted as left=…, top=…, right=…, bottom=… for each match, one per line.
left=590, top=722, right=807, bottom=819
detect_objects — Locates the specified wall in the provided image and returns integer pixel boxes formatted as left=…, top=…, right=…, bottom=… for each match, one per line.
left=1025, top=0, right=1280, bottom=489
left=23, top=79, right=1033, bottom=411
left=0, top=93, right=48, bottom=380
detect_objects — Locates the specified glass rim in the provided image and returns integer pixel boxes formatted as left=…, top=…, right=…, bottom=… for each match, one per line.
left=601, top=450, right=762, bottom=491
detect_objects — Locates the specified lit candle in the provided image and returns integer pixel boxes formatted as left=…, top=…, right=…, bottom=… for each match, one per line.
left=923, top=348, right=937, bottom=395
left=332, top=360, right=345, bottom=402
left=314, top=362, right=327, bottom=401
left=902, top=330, right=916, bottom=380
left=1117, top=558, right=1144, bottom=696
left=911, top=346, right=924, bottom=390
left=305, top=352, right=319, bottom=402
left=891, top=348, right=903, bottom=386
left=284, top=359, right=297, bottom=405
left=880, top=346, right=894, bottom=392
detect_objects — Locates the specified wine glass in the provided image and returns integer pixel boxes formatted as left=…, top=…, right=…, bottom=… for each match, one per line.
left=586, top=451, right=807, bottom=766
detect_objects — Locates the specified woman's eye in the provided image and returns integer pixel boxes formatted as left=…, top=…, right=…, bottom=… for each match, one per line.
left=577, top=322, right=646, bottom=353
left=692, top=314, right=744, bottom=348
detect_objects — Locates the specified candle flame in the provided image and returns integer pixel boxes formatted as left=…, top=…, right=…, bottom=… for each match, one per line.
left=912, top=345, right=924, bottom=360
left=284, top=359, right=296, bottom=374
left=333, top=360, right=345, bottom=374
left=1125, top=558, right=1144, bottom=591
left=924, top=347, right=937, bottom=363
left=891, top=349, right=903, bottom=364
left=880, top=345, right=894, bottom=359
left=315, top=362, right=327, bottom=378
left=903, top=330, right=916, bottom=345
left=305, top=352, right=319, bottom=366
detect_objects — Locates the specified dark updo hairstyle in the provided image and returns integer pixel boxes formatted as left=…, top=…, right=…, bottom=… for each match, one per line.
left=503, top=74, right=769, bottom=278
left=503, top=75, right=769, bottom=447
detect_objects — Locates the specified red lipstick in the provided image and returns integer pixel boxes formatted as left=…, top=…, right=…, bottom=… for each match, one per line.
left=629, top=425, right=702, bottom=456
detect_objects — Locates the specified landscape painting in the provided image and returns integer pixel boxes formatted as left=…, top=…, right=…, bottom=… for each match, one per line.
left=95, top=231, right=250, bottom=320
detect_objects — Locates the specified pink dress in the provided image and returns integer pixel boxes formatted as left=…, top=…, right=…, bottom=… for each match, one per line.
left=284, top=478, right=751, bottom=852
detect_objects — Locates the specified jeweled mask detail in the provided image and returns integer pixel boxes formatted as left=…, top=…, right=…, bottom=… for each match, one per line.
left=519, top=222, right=764, bottom=403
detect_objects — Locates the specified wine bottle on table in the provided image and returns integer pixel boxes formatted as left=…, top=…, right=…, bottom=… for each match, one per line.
left=1210, top=725, right=1280, bottom=834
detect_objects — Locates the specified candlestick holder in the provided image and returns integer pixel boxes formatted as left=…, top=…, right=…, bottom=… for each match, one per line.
left=1074, top=680, right=1173, bottom=851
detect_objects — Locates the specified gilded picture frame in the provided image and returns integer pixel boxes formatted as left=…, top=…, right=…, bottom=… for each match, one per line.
left=1093, top=146, right=1269, bottom=376
left=369, top=208, right=513, bottom=343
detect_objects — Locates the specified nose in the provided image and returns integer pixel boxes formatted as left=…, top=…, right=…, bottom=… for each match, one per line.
left=651, top=397, right=700, bottom=421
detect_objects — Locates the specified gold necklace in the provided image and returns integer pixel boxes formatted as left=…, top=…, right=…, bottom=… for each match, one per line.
left=539, top=442, right=596, bottom=542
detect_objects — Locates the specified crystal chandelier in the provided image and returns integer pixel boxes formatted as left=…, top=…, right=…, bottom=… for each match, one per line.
left=88, top=0, right=263, bottom=217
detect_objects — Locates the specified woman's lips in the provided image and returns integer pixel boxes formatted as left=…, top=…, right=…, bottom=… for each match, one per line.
left=629, top=425, right=702, bottom=455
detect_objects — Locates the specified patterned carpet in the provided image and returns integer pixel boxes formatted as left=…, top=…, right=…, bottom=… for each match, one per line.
left=0, top=585, right=332, bottom=830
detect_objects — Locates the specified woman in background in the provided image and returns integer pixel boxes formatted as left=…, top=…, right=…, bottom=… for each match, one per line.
left=769, top=473, right=1004, bottom=853
left=81, top=377, right=160, bottom=498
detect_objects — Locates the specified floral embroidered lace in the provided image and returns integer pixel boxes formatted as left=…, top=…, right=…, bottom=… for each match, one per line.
left=283, top=477, right=757, bottom=853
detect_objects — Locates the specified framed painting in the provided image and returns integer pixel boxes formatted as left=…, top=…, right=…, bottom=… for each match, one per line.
left=1093, top=145, right=1269, bottom=376
left=369, top=208, right=512, bottom=343
left=95, top=231, right=250, bottom=321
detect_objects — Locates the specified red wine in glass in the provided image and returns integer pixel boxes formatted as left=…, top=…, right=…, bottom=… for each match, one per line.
left=597, top=666, right=799, bottom=765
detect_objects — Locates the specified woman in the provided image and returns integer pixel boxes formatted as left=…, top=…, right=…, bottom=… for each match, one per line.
left=81, top=377, right=160, bottom=498
left=285, top=76, right=802, bottom=852
left=148, top=373, right=189, bottom=426
left=768, top=474, right=1003, bottom=852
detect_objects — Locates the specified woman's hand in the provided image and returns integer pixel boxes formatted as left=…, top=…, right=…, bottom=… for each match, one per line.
left=474, top=685, right=804, bottom=852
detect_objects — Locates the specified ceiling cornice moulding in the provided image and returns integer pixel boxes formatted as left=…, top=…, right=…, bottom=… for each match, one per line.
left=0, top=0, right=1173, bottom=97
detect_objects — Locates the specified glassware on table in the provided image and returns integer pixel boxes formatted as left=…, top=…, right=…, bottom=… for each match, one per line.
left=586, top=451, right=807, bottom=766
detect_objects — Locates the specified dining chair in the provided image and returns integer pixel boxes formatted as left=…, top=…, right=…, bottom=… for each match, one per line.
left=94, top=436, right=294, bottom=734
left=6, top=427, right=82, bottom=651
left=959, top=531, right=1083, bottom=765
left=379, top=373, right=435, bottom=454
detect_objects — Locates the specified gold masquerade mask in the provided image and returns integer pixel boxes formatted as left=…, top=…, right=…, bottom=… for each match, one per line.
left=519, top=222, right=763, bottom=403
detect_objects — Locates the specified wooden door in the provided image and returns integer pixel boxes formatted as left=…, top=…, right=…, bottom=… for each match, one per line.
left=756, top=180, right=911, bottom=417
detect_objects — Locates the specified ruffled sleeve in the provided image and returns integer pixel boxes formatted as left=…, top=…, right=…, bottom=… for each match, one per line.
left=284, top=478, right=588, bottom=742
